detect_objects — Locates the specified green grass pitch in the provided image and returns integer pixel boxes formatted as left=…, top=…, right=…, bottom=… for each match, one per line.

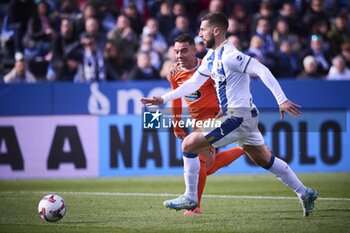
left=0, top=173, right=349, bottom=233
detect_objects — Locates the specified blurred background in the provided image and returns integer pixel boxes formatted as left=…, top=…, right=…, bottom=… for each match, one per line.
left=0, top=0, right=349, bottom=82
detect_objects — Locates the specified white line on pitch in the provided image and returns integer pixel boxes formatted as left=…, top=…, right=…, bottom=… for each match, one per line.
left=1, top=191, right=350, bottom=201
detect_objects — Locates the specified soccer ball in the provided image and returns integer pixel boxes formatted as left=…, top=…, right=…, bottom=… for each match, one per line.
left=38, top=194, right=66, bottom=222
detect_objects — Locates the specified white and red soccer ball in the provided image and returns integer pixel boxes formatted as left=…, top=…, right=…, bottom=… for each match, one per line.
left=38, top=194, right=66, bottom=222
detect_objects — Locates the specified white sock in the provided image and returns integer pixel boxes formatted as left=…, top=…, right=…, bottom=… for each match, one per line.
left=183, top=156, right=200, bottom=202
left=268, top=156, right=307, bottom=198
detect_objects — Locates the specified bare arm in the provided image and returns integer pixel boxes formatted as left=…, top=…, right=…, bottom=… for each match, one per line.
left=169, top=74, right=187, bottom=139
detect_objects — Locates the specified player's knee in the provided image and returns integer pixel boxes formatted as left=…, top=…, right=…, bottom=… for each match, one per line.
left=182, top=136, right=195, bottom=153
left=181, top=141, right=192, bottom=153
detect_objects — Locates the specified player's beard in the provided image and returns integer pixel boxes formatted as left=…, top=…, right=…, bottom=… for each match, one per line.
left=204, top=33, right=215, bottom=49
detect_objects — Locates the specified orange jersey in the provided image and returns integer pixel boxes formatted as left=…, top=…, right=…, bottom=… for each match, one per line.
left=168, top=58, right=219, bottom=121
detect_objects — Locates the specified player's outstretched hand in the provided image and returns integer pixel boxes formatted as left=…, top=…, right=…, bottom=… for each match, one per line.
left=279, top=100, right=301, bottom=119
left=140, top=96, right=164, bottom=106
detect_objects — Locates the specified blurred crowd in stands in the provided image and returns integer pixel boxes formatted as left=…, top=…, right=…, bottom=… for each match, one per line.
left=0, top=0, right=349, bottom=83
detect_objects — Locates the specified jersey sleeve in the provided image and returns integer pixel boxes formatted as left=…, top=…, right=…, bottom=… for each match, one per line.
left=224, top=49, right=252, bottom=73
left=169, top=72, right=179, bottom=90
left=168, top=70, right=187, bottom=138
left=245, top=57, right=287, bottom=105
left=162, top=71, right=209, bottom=104
left=169, top=73, right=182, bottom=118
left=197, top=52, right=211, bottom=77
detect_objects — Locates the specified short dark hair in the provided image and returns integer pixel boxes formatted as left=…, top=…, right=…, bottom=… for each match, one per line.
left=174, top=34, right=195, bottom=46
left=201, top=12, right=229, bottom=31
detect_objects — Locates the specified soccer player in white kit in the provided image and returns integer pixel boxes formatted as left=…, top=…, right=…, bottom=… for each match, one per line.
left=141, top=12, right=318, bottom=217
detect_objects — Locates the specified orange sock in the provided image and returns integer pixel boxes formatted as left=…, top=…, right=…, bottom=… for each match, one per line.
left=207, top=148, right=245, bottom=175
left=197, top=156, right=207, bottom=208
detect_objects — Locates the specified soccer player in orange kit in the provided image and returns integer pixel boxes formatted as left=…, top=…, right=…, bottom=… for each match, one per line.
left=168, top=34, right=245, bottom=215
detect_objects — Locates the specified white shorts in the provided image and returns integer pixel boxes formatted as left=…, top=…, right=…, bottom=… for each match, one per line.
left=202, top=108, right=265, bottom=148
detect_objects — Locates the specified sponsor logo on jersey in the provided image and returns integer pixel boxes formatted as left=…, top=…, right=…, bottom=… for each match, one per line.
left=185, top=90, right=201, bottom=101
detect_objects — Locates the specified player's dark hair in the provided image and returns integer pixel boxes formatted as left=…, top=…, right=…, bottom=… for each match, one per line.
left=174, top=34, right=195, bottom=46
left=201, top=12, right=229, bottom=31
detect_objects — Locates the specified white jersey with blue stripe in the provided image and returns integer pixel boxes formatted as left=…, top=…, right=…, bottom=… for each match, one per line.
left=197, top=41, right=255, bottom=114
left=161, top=40, right=287, bottom=110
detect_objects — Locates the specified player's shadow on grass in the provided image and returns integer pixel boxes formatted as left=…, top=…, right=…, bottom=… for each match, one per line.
left=253, top=209, right=303, bottom=219
left=315, top=208, right=350, bottom=217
